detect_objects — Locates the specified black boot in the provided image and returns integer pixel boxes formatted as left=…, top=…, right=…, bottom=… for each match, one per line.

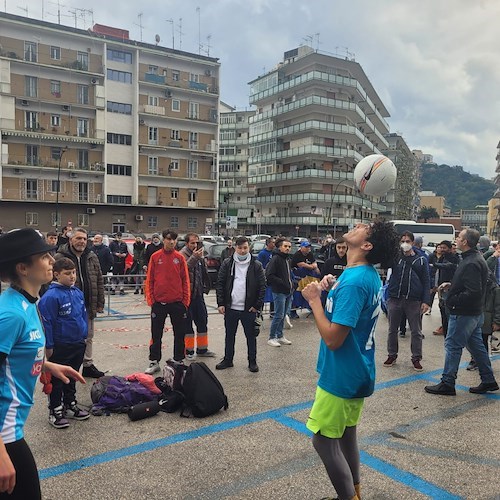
left=248, top=360, right=259, bottom=373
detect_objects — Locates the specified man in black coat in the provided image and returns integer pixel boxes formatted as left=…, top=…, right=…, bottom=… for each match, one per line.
left=109, top=232, right=128, bottom=295
left=90, top=234, right=113, bottom=275
left=215, top=236, right=266, bottom=373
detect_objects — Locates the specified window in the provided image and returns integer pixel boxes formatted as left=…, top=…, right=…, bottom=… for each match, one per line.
left=148, top=156, right=158, bottom=175
left=78, top=150, right=89, bottom=169
left=26, top=179, right=38, bottom=200
left=148, top=65, right=158, bottom=74
left=148, top=96, right=159, bottom=106
left=148, top=127, right=158, bottom=145
left=189, top=131, right=198, bottom=149
left=169, top=160, right=179, bottom=171
left=187, top=160, right=198, bottom=178
left=172, top=99, right=180, bottom=112
left=49, top=180, right=61, bottom=192
left=78, top=182, right=89, bottom=202
left=25, top=212, right=39, bottom=226
left=50, top=46, right=61, bottom=60
left=51, top=115, right=61, bottom=127
left=188, top=102, right=199, bottom=119
left=24, top=41, right=37, bottom=62
left=188, top=189, right=197, bottom=202
left=51, top=80, right=61, bottom=97
left=106, top=48, right=132, bottom=64
left=107, top=101, right=132, bottom=114
left=77, top=213, right=89, bottom=226
left=77, top=51, right=88, bottom=71
left=171, top=188, right=178, bottom=199
left=51, top=212, right=61, bottom=227
left=107, top=164, right=132, bottom=176
left=170, top=216, right=179, bottom=228
left=25, top=111, right=38, bottom=130
left=148, top=216, right=158, bottom=228
left=107, top=133, right=132, bottom=145
left=25, top=76, right=37, bottom=97
left=107, top=195, right=132, bottom=204
left=77, top=118, right=88, bottom=137
left=107, top=69, right=132, bottom=84
left=51, top=147, right=62, bottom=160
left=172, top=70, right=180, bottom=81
left=170, top=129, right=180, bottom=140
left=26, top=145, right=39, bottom=165
left=189, top=73, right=199, bottom=83
left=187, top=217, right=198, bottom=229
left=77, top=85, right=89, bottom=104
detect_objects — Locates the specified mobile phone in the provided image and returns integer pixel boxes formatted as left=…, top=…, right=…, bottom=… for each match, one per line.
left=197, top=241, right=203, bottom=250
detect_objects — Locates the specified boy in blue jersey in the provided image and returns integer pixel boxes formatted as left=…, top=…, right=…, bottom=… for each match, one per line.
left=302, top=221, right=399, bottom=500
left=38, top=257, right=90, bottom=429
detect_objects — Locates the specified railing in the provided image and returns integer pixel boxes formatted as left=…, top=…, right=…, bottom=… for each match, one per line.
left=248, top=169, right=353, bottom=184
left=248, top=145, right=363, bottom=165
left=5, top=156, right=105, bottom=172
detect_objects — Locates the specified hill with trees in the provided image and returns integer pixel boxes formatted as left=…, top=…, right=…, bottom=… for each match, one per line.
left=420, top=163, right=495, bottom=213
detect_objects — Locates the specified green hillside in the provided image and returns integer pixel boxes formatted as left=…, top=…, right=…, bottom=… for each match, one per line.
left=420, top=163, right=495, bottom=212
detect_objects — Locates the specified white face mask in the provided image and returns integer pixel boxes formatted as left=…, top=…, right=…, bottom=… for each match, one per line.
left=400, top=242, right=412, bottom=252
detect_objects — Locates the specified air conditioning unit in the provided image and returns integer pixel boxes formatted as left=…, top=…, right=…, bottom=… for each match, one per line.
left=21, top=99, right=29, bottom=106
left=165, top=90, right=172, bottom=98
left=135, top=215, right=144, bottom=221
left=69, top=172, right=78, bottom=178
left=139, top=119, right=145, bottom=125
left=62, top=105, right=70, bottom=111
left=205, top=69, right=212, bottom=76
left=91, top=78, right=98, bottom=85
left=87, top=208, right=96, bottom=214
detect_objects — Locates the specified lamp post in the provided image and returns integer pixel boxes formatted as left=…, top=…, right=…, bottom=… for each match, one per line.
left=54, top=147, right=67, bottom=233
left=327, top=178, right=351, bottom=236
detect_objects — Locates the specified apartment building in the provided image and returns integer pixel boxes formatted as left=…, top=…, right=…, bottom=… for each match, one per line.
left=217, top=103, right=254, bottom=235
left=0, top=12, right=219, bottom=234
left=461, top=205, right=488, bottom=234
left=246, top=45, right=391, bottom=237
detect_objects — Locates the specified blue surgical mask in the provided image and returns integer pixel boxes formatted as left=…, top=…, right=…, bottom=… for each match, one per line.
left=236, top=253, right=248, bottom=261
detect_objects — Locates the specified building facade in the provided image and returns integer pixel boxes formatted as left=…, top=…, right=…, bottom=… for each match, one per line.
left=246, top=46, right=391, bottom=237
left=461, top=206, right=488, bottom=234
left=419, top=191, right=446, bottom=217
left=0, top=12, right=219, bottom=234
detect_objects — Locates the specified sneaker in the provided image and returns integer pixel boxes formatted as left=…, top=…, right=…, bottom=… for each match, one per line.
left=267, top=338, right=281, bottom=347
left=383, top=355, right=397, bottom=367
left=284, top=315, right=293, bottom=329
left=425, top=308, right=432, bottom=315
left=49, top=406, right=70, bottom=429
left=82, top=364, right=105, bottom=378
left=196, top=350, right=216, bottom=357
left=110, top=289, right=116, bottom=295
left=466, top=360, right=478, bottom=371
left=140, top=289, right=144, bottom=294
left=469, top=381, right=499, bottom=394
left=145, top=361, right=160, bottom=375
left=120, top=288, right=126, bottom=295
left=248, top=361, right=259, bottom=373
left=64, top=402, right=90, bottom=421
left=215, top=359, right=234, bottom=370
left=490, top=343, right=500, bottom=353
left=186, top=352, right=195, bottom=361
left=412, top=359, right=423, bottom=371
left=424, top=382, right=456, bottom=396
left=399, top=331, right=406, bottom=338
left=290, top=311, right=299, bottom=319
left=277, top=337, right=292, bottom=345
left=433, top=326, right=444, bottom=335
left=134, top=289, right=140, bottom=294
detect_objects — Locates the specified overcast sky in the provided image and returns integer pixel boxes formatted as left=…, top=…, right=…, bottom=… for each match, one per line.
left=9, top=0, right=500, bottom=179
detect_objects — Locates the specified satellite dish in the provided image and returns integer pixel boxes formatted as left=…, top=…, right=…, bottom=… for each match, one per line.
left=155, top=34, right=160, bottom=45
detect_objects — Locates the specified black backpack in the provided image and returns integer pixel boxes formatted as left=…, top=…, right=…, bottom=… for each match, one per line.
left=180, top=362, right=228, bottom=418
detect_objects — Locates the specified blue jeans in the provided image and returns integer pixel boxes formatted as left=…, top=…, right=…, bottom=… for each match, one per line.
left=270, top=292, right=292, bottom=339
left=442, top=314, right=496, bottom=386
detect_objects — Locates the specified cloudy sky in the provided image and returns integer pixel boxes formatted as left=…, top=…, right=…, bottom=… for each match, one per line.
left=9, top=0, right=500, bottom=179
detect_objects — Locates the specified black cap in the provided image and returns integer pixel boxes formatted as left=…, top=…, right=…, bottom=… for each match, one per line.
left=0, top=229, right=56, bottom=266
left=439, top=240, right=452, bottom=249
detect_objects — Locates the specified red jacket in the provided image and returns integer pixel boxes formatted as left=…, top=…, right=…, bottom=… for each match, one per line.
left=145, top=249, right=190, bottom=308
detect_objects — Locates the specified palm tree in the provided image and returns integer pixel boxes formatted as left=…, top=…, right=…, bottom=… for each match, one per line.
left=418, top=206, right=439, bottom=222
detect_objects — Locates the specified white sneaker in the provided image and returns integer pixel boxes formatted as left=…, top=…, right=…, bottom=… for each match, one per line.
left=284, top=315, right=293, bottom=329
left=145, top=361, right=160, bottom=374
left=278, top=337, right=292, bottom=345
left=267, top=339, right=281, bottom=347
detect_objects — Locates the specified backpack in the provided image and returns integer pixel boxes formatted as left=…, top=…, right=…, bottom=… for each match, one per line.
left=180, top=362, right=228, bottom=418
left=90, top=376, right=158, bottom=415
left=162, top=359, right=187, bottom=392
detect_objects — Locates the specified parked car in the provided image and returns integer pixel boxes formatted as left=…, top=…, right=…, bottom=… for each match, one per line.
left=250, top=240, right=266, bottom=256
left=204, top=243, right=227, bottom=289
left=249, top=234, right=272, bottom=242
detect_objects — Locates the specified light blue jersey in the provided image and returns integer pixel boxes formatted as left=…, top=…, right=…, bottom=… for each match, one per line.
left=0, top=288, right=45, bottom=443
left=317, top=265, right=382, bottom=399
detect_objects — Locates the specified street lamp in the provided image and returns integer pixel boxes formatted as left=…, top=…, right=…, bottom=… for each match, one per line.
left=327, top=179, right=351, bottom=237
left=54, top=147, right=68, bottom=233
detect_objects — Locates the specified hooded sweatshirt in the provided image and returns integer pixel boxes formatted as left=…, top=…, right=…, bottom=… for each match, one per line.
left=231, top=252, right=252, bottom=311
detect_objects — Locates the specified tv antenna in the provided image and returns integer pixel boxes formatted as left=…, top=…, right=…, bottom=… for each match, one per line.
left=135, top=12, right=144, bottom=42
left=177, top=18, right=184, bottom=50
left=166, top=18, right=175, bottom=49
left=196, top=6, right=201, bottom=55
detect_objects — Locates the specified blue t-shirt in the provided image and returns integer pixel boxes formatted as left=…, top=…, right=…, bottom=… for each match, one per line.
left=316, top=265, right=382, bottom=399
left=0, top=288, right=45, bottom=443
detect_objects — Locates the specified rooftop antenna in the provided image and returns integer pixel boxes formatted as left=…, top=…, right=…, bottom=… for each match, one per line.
left=135, top=12, right=144, bottom=42
left=205, top=34, right=211, bottom=57
left=166, top=18, right=175, bottom=49
left=314, top=32, right=320, bottom=51
left=177, top=17, right=184, bottom=50
left=17, top=4, right=28, bottom=16
left=154, top=34, right=160, bottom=46
left=68, top=8, right=77, bottom=27
left=196, top=6, right=201, bottom=55
left=48, top=0, right=64, bottom=24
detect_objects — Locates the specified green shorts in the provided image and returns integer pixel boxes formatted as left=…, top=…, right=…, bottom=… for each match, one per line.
left=306, top=386, right=364, bottom=439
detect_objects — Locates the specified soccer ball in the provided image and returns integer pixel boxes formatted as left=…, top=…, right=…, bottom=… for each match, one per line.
left=353, top=154, right=397, bottom=196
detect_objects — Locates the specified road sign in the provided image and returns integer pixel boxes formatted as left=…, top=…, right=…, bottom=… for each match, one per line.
left=226, top=216, right=238, bottom=229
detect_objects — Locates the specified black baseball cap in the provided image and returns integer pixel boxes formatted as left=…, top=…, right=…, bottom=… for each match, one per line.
left=0, top=229, right=56, bottom=266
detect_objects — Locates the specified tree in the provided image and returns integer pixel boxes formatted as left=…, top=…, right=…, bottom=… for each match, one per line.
left=418, top=206, right=439, bottom=222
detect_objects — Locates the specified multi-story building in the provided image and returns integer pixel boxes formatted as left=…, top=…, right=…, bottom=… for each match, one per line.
left=382, top=133, right=419, bottom=220
left=419, top=191, right=446, bottom=217
left=461, top=205, right=488, bottom=234
left=0, top=12, right=219, bottom=234
left=492, top=140, right=500, bottom=239
left=217, top=103, right=254, bottom=235
left=246, top=46, right=391, bottom=237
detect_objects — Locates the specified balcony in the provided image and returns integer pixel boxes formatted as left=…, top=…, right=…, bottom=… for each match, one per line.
left=248, top=145, right=363, bottom=165
left=248, top=169, right=353, bottom=185
left=142, top=104, right=166, bottom=116
left=188, top=81, right=208, bottom=92
left=246, top=216, right=353, bottom=226
left=5, top=156, right=105, bottom=173
left=144, top=73, right=166, bottom=85
left=2, top=128, right=104, bottom=145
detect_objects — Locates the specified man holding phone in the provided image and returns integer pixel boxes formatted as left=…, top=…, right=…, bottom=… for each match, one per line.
left=180, top=233, right=215, bottom=359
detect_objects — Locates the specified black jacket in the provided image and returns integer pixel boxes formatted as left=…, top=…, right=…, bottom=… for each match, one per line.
left=109, top=240, right=128, bottom=265
left=446, top=248, right=488, bottom=316
left=216, top=256, right=266, bottom=311
left=90, top=244, right=113, bottom=274
left=145, top=242, right=162, bottom=265
left=431, top=252, right=460, bottom=286
left=388, top=252, right=431, bottom=305
left=265, top=251, right=293, bottom=295
left=322, top=254, right=347, bottom=279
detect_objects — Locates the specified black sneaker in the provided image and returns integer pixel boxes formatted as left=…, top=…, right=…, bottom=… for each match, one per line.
left=469, top=381, right=499, bottom=394
left=49, top=405, right=70, bottom=429
left=215, top=359, right=234, bottom=370
left=424, top=382, right=456, bottom=396
left=248, top=361, right=259, bottom=373
left=82, top=364, right=105, bottom=378
left=64, top=402, right=90, bottom=420
left=111, top=289, right=116, bottom=295
left=466, top=360, right=478, bottom=371
left=399, top=331, right=406, bottom=338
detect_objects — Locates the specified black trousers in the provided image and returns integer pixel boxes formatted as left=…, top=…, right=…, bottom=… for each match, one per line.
left=224, top=308, right=257, bottom=362
left=150, top=301, right=187, bottom=362
left=0, top=439, right=41, bottom=500
left=48, top=341, right=86, bottom=409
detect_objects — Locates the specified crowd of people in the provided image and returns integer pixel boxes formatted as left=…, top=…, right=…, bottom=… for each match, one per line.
left=0, top=223, right=499, bottom=499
